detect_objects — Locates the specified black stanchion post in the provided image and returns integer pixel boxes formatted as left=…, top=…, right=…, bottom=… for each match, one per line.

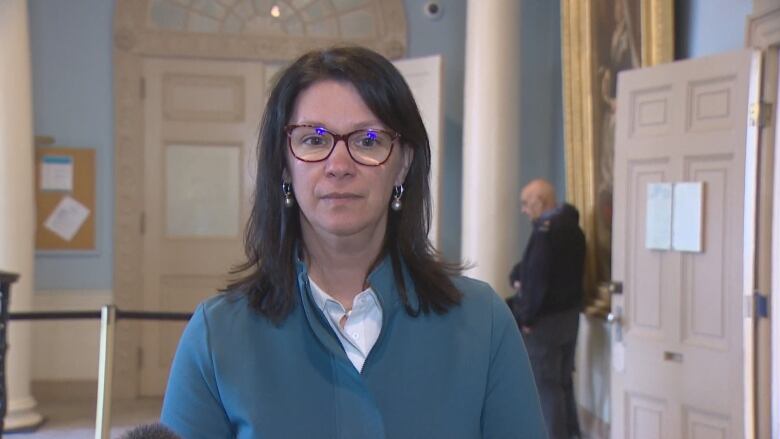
left=0, top=272, right=19, bottom=437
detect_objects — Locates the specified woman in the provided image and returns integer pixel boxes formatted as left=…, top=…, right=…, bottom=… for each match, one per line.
left=161, top=46, right=545, bottom=439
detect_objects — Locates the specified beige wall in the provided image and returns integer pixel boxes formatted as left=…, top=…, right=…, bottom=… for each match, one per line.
left=32, top=290, right=110, bottom=381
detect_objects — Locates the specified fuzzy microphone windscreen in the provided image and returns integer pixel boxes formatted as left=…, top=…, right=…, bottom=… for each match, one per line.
left=119, top=423, right=181, bottom=439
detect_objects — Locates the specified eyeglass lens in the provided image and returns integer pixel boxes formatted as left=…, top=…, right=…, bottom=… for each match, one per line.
left=288, top=126, right=395, bottom=166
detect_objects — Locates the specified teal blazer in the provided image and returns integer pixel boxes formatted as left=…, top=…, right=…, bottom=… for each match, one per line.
left=161, top=256, right=546, bottom=438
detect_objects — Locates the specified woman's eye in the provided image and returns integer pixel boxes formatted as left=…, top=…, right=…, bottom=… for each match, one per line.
left=358, top=137, right=377, bottom=147
left=302, top=135, right=327, bottom=146
left=353, top=133, right=384, bottom=148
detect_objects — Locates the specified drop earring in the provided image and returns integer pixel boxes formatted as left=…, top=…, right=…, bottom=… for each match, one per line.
left=390, top=184, right=404, bottom=211
left=282, top=182, right=295, bottom=208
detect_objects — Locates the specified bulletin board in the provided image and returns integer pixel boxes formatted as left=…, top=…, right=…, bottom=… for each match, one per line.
left=35, top=146, right=96, bottom=251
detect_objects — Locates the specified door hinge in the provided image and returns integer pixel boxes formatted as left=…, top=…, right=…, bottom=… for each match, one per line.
left=754, top=291, right=769, bottom=319
left=140, top=77, right=145, bottom=100
left=140, top=211, right=145, bottom=235
left=749, top=102, right=772, bottom=127
left=745, top=291, right=770, bottom=319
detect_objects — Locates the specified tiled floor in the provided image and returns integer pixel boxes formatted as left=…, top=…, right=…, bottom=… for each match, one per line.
left=7, top=398, right=162, bottom=439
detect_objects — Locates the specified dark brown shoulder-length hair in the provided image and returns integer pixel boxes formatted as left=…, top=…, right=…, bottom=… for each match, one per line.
left=227, top=46, right=463, bottom=323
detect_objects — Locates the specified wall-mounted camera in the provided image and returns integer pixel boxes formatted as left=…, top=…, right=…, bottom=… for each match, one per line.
left=423, top=2, right=443, bottom=21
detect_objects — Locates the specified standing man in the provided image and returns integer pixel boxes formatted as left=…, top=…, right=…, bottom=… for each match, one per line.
left=507, top=179, right=586, bottom=439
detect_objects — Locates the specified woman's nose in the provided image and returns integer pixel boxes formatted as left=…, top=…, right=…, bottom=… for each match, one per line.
left=324, top=139, right=356, bottom=176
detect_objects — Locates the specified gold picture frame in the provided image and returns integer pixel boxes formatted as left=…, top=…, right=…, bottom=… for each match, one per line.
left=561, top=0, right=673, bottom=317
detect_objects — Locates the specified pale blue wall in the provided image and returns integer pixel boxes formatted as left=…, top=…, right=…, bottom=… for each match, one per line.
left=677, top=0, right=752, bottom=58
left=30, top=0, right=114, bottom=290
left=404, top=0, right=468, bottom=261
left=519, top=0, right=565, bottom=246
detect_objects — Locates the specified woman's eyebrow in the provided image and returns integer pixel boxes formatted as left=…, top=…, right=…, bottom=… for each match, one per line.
left=293, top=120, right=388, bottom=131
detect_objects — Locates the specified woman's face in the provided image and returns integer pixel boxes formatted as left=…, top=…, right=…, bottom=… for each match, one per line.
left=285, top=80, right=412, bottom=241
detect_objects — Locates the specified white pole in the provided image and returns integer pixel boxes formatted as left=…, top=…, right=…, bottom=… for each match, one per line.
left=461, top=0, right=523, bottom=297
left=0, top=0, right=43, bottom=431
left=95, top=305, right=116, bottom=439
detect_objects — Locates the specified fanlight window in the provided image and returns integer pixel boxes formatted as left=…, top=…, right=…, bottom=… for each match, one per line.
left=149, top=0, right=379, bottom=39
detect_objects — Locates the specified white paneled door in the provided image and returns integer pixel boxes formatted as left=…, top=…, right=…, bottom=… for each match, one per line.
left=141, top=58, right=266, bottom=395
left=611, top=50, right=761, bottom=438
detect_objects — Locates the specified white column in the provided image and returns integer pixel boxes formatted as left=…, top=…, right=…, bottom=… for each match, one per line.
left=0, top=0, right=44, bottom=431
left=461, top=0, right=522, bottom=296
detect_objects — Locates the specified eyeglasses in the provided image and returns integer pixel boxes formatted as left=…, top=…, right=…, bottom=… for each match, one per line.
left=285, top=124, right=400, bottom=166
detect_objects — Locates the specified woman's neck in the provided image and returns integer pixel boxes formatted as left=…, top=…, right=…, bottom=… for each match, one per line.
left=301, top=221, right=386, bottom=309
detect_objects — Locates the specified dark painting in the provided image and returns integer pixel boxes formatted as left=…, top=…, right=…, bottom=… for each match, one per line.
left=593, top=0, right=641, bottom=284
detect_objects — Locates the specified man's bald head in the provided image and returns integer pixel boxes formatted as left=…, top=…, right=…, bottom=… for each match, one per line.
left=520, top=179, right=557, bottom=221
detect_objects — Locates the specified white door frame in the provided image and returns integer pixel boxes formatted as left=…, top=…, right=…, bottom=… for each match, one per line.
left=747, top=8, right=780, bottom=438
left=770, top=51, right=780, bottom=439
left=772, top=89, right=780, bottom=439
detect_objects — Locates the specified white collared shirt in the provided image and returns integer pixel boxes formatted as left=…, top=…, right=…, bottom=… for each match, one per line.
left=308, top=276, right=382, bottom=373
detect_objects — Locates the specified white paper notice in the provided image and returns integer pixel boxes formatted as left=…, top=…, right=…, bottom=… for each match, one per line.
left=44, top=196, right=90, bottom=241
left=645, top=183, right=673, bottom=250
left=672, top=182, right=704, bottom=252
left=41, top=155, right=74, bottom=191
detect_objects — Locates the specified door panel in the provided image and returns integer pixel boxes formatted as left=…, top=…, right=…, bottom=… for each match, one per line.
left=612, top=49, right=760, bottom=438
left=625, top=162, right=666, bottom=336
left=682, top=158, right=731, bottom=350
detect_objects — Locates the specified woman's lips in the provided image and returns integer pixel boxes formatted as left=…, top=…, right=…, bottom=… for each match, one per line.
left=321, top=192, right=361, bottom=200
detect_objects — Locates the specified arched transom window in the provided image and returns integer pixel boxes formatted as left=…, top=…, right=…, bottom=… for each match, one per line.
left=149, top=0, right=384, bottom=40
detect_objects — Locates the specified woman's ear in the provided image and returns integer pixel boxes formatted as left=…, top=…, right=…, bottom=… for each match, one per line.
left=282, top=167, right=290, bottom=183
left=394, top=145, right=413, bottom=186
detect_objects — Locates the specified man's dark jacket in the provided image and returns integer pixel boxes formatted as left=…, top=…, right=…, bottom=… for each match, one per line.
left=507, top=203, right=585, bottom=327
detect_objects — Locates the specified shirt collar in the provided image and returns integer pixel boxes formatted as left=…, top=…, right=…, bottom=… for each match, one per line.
left=294, top=247, right=418, bottom=362
left=308, top=276, right=336, bottom=311
left=365, top=253, right=419, bottom=312
left=294, top=246, right=419, bottom=314
left=307, top=275, right=380, bottom=315
left=533, top=204, right=561, bottom=229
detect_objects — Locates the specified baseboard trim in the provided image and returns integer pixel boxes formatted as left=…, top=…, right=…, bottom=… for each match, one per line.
left=32, top=379, right=98, bottom=402
left=579, top=405, right=610, bottom=439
